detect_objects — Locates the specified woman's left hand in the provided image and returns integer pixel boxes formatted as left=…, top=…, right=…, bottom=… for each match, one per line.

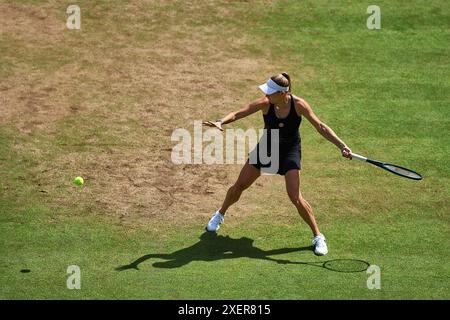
left=202, top=120, right=224, bottom=131
left=341, top=146, right=352, bottom=159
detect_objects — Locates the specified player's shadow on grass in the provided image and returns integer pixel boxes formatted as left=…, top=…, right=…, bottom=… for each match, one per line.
left=115, top=232, right=314, bottom=270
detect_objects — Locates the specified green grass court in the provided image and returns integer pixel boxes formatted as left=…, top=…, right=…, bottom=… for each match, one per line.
left=0, top=0, right=449, bottom=299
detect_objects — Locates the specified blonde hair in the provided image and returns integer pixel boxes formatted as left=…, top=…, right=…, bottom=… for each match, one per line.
left=271, top=72, right=291, bottom=92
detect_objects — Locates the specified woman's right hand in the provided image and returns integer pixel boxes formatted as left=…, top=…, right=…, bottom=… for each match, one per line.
left=202, top=120, right=224, bottom=131
left=341, top=145, right=353, bottom=159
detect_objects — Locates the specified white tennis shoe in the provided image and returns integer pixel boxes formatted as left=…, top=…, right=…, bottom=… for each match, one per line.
left=312, top=234, right=328, bottom=256
left=206, top=211, right=224, bottom=232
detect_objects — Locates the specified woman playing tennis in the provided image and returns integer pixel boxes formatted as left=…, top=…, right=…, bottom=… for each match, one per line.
left=203, top=73, right=353, bottom=255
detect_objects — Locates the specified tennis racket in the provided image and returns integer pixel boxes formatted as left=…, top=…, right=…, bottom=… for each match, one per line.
left=350, top=153, right=423, bottom=180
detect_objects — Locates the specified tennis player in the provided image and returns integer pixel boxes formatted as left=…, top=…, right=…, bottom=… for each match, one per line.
left=203, top=73, right=352, bottom=255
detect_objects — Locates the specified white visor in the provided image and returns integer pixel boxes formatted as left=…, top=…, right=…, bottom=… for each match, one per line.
left=258, top=79, right=289, bottom=95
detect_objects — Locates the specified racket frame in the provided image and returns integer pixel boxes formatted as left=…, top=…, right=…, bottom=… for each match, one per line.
left=350, top=153, right=422, bottom=180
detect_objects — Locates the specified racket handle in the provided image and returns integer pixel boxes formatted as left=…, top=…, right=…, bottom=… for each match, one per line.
left=350, top=153, right=368, bottom=162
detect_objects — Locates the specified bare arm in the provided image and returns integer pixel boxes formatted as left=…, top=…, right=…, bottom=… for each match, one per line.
left=203, top=97, right=267, bottom=130
left=221, top=98, right=266, bottom=124
left=296, top=97, right=352, bottom=159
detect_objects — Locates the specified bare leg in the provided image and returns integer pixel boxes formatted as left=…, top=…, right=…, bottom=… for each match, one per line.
left=284, top=169, right=321, bottom=236
left=219, top=161, right=260, bottom=215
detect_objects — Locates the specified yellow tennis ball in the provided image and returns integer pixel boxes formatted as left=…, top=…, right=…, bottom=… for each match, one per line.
left=73, top=176, right=84, bottom=186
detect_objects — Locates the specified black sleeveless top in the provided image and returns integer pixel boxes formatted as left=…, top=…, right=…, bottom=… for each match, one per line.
left=263, top=94, right=302, bottom=150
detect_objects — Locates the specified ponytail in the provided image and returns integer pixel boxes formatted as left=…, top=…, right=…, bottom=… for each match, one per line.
left=281, top=72, right=291, bottom=92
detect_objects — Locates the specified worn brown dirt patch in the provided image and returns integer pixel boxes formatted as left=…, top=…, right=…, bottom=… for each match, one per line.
left=2, top=1, right=281, bottom=227
left=0, top=3, right=64, bottom=38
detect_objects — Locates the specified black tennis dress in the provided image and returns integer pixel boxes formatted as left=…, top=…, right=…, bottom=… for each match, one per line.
left=248, top=94, right=302, bottom=175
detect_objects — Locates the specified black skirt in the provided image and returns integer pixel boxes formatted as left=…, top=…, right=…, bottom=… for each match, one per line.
left=248, top=142, right=301, bottom=175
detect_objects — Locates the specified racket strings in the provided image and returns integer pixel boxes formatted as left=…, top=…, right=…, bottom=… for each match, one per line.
left=383, top=164, right=422, bottom=179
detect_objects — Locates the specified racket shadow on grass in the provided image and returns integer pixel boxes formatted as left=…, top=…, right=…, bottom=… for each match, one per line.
left=115, top=232, right=369, bottom=273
